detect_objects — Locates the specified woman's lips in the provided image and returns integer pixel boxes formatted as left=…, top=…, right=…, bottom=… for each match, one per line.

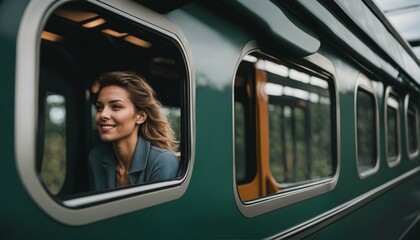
left=100, top=124, right=116, bottom=133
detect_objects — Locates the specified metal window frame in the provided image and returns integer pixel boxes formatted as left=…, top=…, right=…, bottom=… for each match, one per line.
left=404, top=94, right=420, bottom=159
left=354, top=74, right=380, bottom=179
left=384, top=86, right=401, bottom=168
left=232, top=41, right=340, bottom=218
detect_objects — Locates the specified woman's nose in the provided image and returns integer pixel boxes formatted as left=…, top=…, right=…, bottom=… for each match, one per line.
left=100, top=107, right=110, bottom=119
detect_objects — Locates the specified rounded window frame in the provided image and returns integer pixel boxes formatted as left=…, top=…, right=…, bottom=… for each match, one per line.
left=404, top=94, right=420, bottom=160
left=384, top=86, right=401, bottom=168
left=232, top=41, right=340, bottom=218
left=15, top=0, right=195, bottom=225
left=354, top=74, right=380, bottom=179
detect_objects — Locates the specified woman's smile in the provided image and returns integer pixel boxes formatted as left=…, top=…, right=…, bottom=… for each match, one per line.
left=100, top=124, right=117, bottom=133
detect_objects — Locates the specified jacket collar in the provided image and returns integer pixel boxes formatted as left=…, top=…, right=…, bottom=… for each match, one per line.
left=129, top=135, right=150, bottom=174
left=102, top=145, right=116, bottom=188
left=102, top=135, right=151, bottom=176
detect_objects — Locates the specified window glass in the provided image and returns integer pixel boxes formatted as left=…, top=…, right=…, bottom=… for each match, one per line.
left=356, top=88, right=378, bottom=173
left=234, top=71, right=257, bottom=184
left=407, top=100, right=419, bottom=155
left=387, top=106, right=398, bottom=158
left=386, top=92, right=400, bottom=165
left=294, top=108, right=308, bottom=181
left=235, top=102, right=247, bottom=181
left=40, top=93, right=67, bottom=195
left=268, top=104, right=284, bottom=182
left=161, top=106, right=181, bottom=145
left=265, top=68, right=332, bottom=188
left=234, top=52, right=335, bottom=201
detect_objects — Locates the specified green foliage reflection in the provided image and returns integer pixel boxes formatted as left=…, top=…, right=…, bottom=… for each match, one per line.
left=235, top=103, right=247, bottom=181
left=268, top=73, right=333, bottom=186
left=387, top=106, right=398, bottom=160
left=407, top=103, right=419, bottom=154
left=356, top=90, right=377, bottom=170
left=162, top=106, right=181, bottom=151
left=268, top=102, right=332, bottom=184
left=41, top=94, right=67, bottom=195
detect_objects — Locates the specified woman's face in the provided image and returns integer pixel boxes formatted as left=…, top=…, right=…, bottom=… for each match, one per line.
left=95, top=85, right=146, bottom=143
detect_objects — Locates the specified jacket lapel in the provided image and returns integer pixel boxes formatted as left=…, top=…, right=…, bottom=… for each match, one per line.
left=102, top=148, right=116, bottom=189
left=100, top=136, right=150, bottom=188
left=129, top=136, right=150, bottom=184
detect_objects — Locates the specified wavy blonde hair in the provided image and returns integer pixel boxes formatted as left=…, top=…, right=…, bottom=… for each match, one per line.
left=95, top=71, right=178, bottom=151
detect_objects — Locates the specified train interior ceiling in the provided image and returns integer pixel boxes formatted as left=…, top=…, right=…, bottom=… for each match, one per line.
left=38, top=2, right=185, bottom=197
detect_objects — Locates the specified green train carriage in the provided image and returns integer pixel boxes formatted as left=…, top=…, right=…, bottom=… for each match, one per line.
left=1, top=0, right=419, bottom=238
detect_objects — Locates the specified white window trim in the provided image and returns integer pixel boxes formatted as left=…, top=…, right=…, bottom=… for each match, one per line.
left=354, top=74, right=380, bottom=179
left=233, top=42, right=340, bottom=218
left=404, top=94, right=420, bottom=159
left=384, top=86, right=401, bottom=168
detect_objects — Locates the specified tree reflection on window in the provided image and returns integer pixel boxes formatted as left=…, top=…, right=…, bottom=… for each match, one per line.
left=356, top=89, right=377, bottom=171
left=41, top=93, right=67, bottom=195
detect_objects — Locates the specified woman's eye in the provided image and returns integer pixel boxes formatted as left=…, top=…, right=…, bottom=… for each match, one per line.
left=112, top=105, right=121, bottom=110
left=95, top=104, right=103, bottom=111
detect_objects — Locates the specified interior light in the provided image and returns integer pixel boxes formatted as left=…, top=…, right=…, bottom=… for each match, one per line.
left=91, top=82, right=100, bottom=94
left=124, top=35, right=152, bottom=48
left=243, top=55, right=258, bottom=63
left=289, top=69, right=310, bottom=83
left=102, top=29, right=128, bottom=37
left=264, top=82, right=284, bottom=96
left=54, top=9, right=98, bottom=22
left=257, top=60, right=289, bottom=77
left=310, top=76, right=329, bottom=89
left=41, top=31, right=64, bottom=42
left=284, top=86, right=309, bottom=100
left=82, top=18, right=106, bottom=28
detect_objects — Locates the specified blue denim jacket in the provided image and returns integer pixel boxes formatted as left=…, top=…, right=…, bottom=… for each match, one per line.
left=89, top=135, right=179, bottom=191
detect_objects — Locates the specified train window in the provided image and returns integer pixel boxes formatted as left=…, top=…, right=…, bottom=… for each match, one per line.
left=234, top=73, right=257, bottom=184
left=385, top=87, right=401, bottom=167
left=15, top=0, right=193, bottom=224
left=38, top=1, right=190, bottom=200
left=355, top=75, right=379, bottom=178
left=40, top=93, right=67, bottom=195
left=234, top=51, right=337, bottom=205
left=234, top=102, right=248, bottom=181
left=405, top=95, right=419, bottom=158
left=269, top=104, right=286, bottom=183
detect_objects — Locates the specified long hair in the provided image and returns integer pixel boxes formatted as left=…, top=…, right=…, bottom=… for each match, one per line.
left=94, top=71, right=178, bottom=151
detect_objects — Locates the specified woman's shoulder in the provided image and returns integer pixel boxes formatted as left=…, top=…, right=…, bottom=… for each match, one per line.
left=150, top=145, right=176, bottom=156
left=147, top=145, right=179, bottom=180
left=149, top=145, right=178, bottom=163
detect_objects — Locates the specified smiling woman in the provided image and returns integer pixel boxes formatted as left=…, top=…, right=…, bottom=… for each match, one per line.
left=89, top=71, right=179, bottom=190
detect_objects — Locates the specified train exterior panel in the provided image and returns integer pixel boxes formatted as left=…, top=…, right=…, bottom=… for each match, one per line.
left=1, top=0, right=419, bottom=238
